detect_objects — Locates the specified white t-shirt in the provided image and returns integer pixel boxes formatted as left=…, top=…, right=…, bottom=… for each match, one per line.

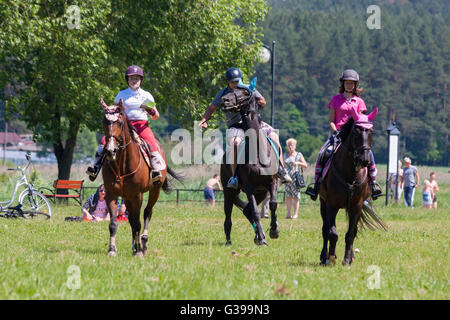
left=114, top=87, right=155, bottom=121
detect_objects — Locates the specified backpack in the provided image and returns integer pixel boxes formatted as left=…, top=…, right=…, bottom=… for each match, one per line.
left=220, top=85, right=257, bottom=115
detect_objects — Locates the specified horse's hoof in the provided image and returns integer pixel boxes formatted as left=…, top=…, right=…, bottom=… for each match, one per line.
left=133, top=251, right=144, bottom=258
left=342, top=257, right=354, bottom=266
left=329, top=255, right=336, bottom=265
left=269, top=229, right=280, bottom=239
left=225, top=240, right=232, bottom=246
left=107, top=250, right=117, bottom=257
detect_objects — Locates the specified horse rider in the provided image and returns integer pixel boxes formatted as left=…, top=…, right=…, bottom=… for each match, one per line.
left=199, top=67, right=292, bottom=189
left=86, top=65, right=166, bottom=182
left=305, top=69, right=383, bottom=201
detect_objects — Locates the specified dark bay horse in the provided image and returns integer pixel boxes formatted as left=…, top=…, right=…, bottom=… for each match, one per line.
left=318, top=108, right=387, bottom=266
left=221, top=110, right=280, bottom=246
left=100, top=98, right=182, bottom=257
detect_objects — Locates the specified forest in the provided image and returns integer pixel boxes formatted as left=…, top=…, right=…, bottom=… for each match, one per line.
left=253, top=0, right=449, bottom=165
left=0, top=0, right=448, bottom=172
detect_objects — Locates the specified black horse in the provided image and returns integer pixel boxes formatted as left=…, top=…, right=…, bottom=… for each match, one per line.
left=221, top=109, right=280, bottom=246
left=318, top=108, right=387, bottom=266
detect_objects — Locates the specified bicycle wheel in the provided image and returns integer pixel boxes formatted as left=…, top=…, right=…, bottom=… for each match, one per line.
left=19, top=189, right=52, bottom=220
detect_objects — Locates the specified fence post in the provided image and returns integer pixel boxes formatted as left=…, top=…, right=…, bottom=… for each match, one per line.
left=176, top=189, right=179, bottom=205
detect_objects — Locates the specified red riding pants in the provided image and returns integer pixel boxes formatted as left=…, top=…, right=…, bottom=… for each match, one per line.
left=101, top=120, right=158, bottom=151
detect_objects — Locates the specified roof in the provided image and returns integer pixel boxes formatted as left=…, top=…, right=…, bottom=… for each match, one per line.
left=0, top=132, right=22, bottom=144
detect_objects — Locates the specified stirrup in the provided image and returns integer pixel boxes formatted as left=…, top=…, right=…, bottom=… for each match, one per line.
left=305, top=182, right=319, bottom=201
left=227, top=176, right=239, bottom=189
left=277, top=167, right=292, bottom=184
left=371, top=182, right=383, bottom=200
left=86, top=166, right=100, bottom=182
left=152, top=170, right=162, bottom=183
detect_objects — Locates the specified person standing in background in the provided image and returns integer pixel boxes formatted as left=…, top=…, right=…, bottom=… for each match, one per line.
left=284, top=138, right=308, bottom=219
left=429, top=172, right=439, bottom=209
left=401, top=157, right=419, bottom=208
left=204, top=174, right=222, bottom=207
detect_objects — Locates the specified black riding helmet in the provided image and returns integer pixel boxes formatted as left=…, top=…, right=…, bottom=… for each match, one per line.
left=340, top=69, right=359, bottom=82
left=225, top=67, right=242, bottom=82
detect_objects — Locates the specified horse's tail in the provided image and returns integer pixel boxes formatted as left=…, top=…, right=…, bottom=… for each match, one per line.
left=359, top=200, right=388, bottom=231
left=162, top=167, right=186, bottom=193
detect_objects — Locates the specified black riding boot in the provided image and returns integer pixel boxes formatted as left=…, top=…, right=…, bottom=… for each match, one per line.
left=305, top=180, right=320, bottom=201
left=86, top=146, right=106, bottom=182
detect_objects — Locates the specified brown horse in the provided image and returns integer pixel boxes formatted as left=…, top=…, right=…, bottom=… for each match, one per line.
left=100, top=98, right=182, bottom=257
left=319, top=108, right=387, bottom=266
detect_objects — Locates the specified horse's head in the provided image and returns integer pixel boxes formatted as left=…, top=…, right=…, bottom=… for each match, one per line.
left=101, top=98, right=127, bottom=161
left=347, top=107, right=378, bottom=167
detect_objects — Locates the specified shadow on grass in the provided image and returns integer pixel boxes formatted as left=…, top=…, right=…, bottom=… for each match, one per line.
left=288, top=259, right=322, bottom=268
left=181, top=240, right=225, bottom=247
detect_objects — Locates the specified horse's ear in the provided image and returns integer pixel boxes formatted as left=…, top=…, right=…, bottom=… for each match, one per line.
left=118, top=99, right=124, bottom=112
left=350, top=107, right=360, bottom=122
left=100, top=98, right=109, bottom=110
left=368, top=107, right=379, bottom=121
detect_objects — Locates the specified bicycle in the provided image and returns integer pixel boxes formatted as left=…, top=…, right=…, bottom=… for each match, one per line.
left=0, top=152, right=52, bottom=219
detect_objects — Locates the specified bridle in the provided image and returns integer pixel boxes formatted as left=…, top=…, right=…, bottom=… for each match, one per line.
left=342, top=121, right=373, bottom=168
left=104, top=108, right=132, bottom=151
left=331, top=121, right=373, bottom=205
left=103, top=107, right=141, bottom=182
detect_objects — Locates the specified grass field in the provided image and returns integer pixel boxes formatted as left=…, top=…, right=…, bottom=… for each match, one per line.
left=0, top=163, right=448, bottom=300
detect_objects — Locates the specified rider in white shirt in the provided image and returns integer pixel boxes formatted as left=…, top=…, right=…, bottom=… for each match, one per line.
left=86, top=65, right=166, bottom=182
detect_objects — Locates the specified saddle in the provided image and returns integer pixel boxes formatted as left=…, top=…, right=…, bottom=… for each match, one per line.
left=130, top=128, right=157, bottom=172
left=320, top=143, right=341, bottom=180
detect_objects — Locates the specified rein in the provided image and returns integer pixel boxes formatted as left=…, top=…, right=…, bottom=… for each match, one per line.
left=104, top=110, right=142, bottom=183
left=331, top=123, right=370, bottom=207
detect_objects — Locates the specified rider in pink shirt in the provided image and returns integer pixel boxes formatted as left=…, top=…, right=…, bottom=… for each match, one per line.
left=328, top=94, right=367, bottom=130
left=305, top=69, right=382, bottom=201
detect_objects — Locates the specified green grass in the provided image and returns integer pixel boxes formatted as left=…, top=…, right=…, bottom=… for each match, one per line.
left=0, top=191, right=448, bottom=300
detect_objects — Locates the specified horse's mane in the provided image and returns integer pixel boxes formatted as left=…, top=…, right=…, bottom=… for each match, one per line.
left=338, top=117, right=355, bottom=142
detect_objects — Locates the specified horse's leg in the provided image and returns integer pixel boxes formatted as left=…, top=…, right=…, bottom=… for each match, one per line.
left=223, top=190, right=234, bottom=246
left=269, top=183, right=280, bottom=239
left=246, top=191, right=266, bottom=246
left=126, top=194, right=144, bottom=257
left=319, top=198, right=329, bottom=265
left=107, top=197, right=119, bottom=257
left=141, top=188, right=161, bottom=256
left=326, top=203, right=339, bottom=265
left=342, top=205, right=361, bottom=265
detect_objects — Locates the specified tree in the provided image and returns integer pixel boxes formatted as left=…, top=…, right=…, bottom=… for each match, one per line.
left=0, top=0, right=116, bottom=180
left=0, top=0, right=269, bottom=179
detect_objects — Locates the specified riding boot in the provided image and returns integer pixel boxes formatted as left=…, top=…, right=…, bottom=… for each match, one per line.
left=370, top=180, right=383, bottom=200
left=305, top=180, right=321, bottom=201
left=86, top=145, right=106, bottom=182
left=150, top=151, right=166, bottom=183
left=277, top=162, right=292, bottom=184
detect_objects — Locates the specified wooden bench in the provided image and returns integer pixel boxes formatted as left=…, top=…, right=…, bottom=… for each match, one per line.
left=40, top=180, right=84, bottom=205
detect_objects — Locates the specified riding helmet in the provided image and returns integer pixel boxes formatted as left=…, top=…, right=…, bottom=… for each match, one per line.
left=340, top=69, right=359, bottom=82
left=125, top=65, right=144, bottom=82
left=225, top=67, right=242, bottom=82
